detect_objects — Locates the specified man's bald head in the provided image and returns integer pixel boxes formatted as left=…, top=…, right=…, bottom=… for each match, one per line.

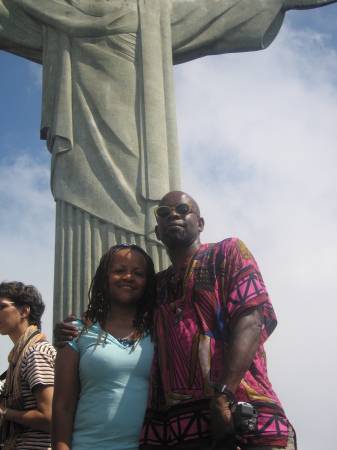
left=155, top=191, right=204, bottom=251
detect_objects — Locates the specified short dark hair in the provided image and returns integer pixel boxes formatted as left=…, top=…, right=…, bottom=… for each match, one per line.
left=0, top=281, right=45, bottom=329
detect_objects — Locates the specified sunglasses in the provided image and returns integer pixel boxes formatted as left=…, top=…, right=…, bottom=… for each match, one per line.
left=0, top=302, right=15, bottom=311
left=154, top=202, right=197, bottom=219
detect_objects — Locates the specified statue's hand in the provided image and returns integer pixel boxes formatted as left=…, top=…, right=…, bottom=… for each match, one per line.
left=283, top=0, right=337, bottom=11
left=54, top=315, right=78, bottom=348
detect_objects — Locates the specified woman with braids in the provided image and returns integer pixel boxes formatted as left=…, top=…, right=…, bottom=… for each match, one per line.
left=51, top=244, right=157, bottom=450
left=0, top=282, right=56, bottom=450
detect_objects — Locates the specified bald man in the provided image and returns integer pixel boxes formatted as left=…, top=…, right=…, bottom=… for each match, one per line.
left=140, top=190, right=295, bottom=450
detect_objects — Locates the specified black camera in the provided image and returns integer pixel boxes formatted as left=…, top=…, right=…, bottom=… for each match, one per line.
left=231, top=402, right=258, bottom=434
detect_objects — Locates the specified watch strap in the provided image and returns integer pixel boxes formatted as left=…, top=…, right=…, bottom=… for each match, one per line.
left=2, top=407, right=9, bottom=421
left=208, top=380, right=236, bottom=402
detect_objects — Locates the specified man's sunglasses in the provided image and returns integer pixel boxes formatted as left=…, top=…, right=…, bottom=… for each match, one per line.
left=154, top=202, right=197, bottom=218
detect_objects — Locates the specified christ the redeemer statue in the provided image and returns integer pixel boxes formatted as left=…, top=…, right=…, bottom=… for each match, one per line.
left=0, top=0, right=335, bottom=322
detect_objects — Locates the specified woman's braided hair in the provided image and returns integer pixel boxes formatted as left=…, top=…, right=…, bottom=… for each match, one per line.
left=79, top=244, right=157, bottom=346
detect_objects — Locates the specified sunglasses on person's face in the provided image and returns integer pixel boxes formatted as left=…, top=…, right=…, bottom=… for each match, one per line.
left=0, top=302, right=15, bottom=311
left=154, top=202, right=197, bottom=219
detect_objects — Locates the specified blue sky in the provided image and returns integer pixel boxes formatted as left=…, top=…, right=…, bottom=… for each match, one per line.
left=1, top=6, right=337, bottom=449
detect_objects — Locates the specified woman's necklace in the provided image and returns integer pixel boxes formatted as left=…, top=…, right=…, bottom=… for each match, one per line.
left=117, top=336, right=135, bottom=347
left=115, top=330, right=135, bottom=347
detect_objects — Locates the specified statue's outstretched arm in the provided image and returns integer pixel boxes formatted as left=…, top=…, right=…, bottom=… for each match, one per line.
left=0, top=0, right=42, bottom=63
left=283, top=0, right=337, bottom=11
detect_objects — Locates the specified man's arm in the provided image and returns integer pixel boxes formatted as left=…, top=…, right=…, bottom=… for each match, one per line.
left=210, top=307, right=262, bottom=448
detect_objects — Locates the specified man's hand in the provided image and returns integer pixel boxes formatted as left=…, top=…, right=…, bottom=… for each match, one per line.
left=54, top=315, right=78, bottom=348
left=209, top=307, right=262, bottom=449
left=210, top=393, right=240, bottom=450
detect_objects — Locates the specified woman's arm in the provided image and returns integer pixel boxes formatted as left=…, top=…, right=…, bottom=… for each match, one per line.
left=0, top=385, right=53, bottom=432
left=51, top=344, right=80, bottom=450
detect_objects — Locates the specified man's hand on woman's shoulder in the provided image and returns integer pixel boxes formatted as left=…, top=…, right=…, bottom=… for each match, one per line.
left=54, top=315, right=78, bottom=348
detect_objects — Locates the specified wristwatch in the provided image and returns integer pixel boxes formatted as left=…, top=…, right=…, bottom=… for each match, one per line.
left=2, top=407, right=9, bottom=421
left=208, top=380, right=236, bottom=403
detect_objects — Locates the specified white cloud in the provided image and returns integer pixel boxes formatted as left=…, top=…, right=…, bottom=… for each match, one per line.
left=28, top=60, right=43, bottom=88
left=0, top=153, right=55, bottom=367
left=175, top=23, right=337, bottom=449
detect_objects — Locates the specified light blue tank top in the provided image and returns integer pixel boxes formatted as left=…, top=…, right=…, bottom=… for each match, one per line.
left=67, top=319, right=154, bottom=450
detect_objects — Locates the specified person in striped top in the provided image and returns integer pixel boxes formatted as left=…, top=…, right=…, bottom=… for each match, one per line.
left=0, top=282, right=56, bottom=450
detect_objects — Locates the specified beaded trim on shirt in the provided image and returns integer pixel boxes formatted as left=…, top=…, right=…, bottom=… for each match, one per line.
left=117, top=337, right=134, bottom=347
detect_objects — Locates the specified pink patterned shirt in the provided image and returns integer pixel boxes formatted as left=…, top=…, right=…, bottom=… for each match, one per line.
left=140, top=238, right=295, bottom=449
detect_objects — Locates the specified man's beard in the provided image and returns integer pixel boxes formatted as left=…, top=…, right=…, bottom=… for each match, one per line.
left=162, top=226, right=198, bottom=249
left=161, top=227, right=188, bottom=247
